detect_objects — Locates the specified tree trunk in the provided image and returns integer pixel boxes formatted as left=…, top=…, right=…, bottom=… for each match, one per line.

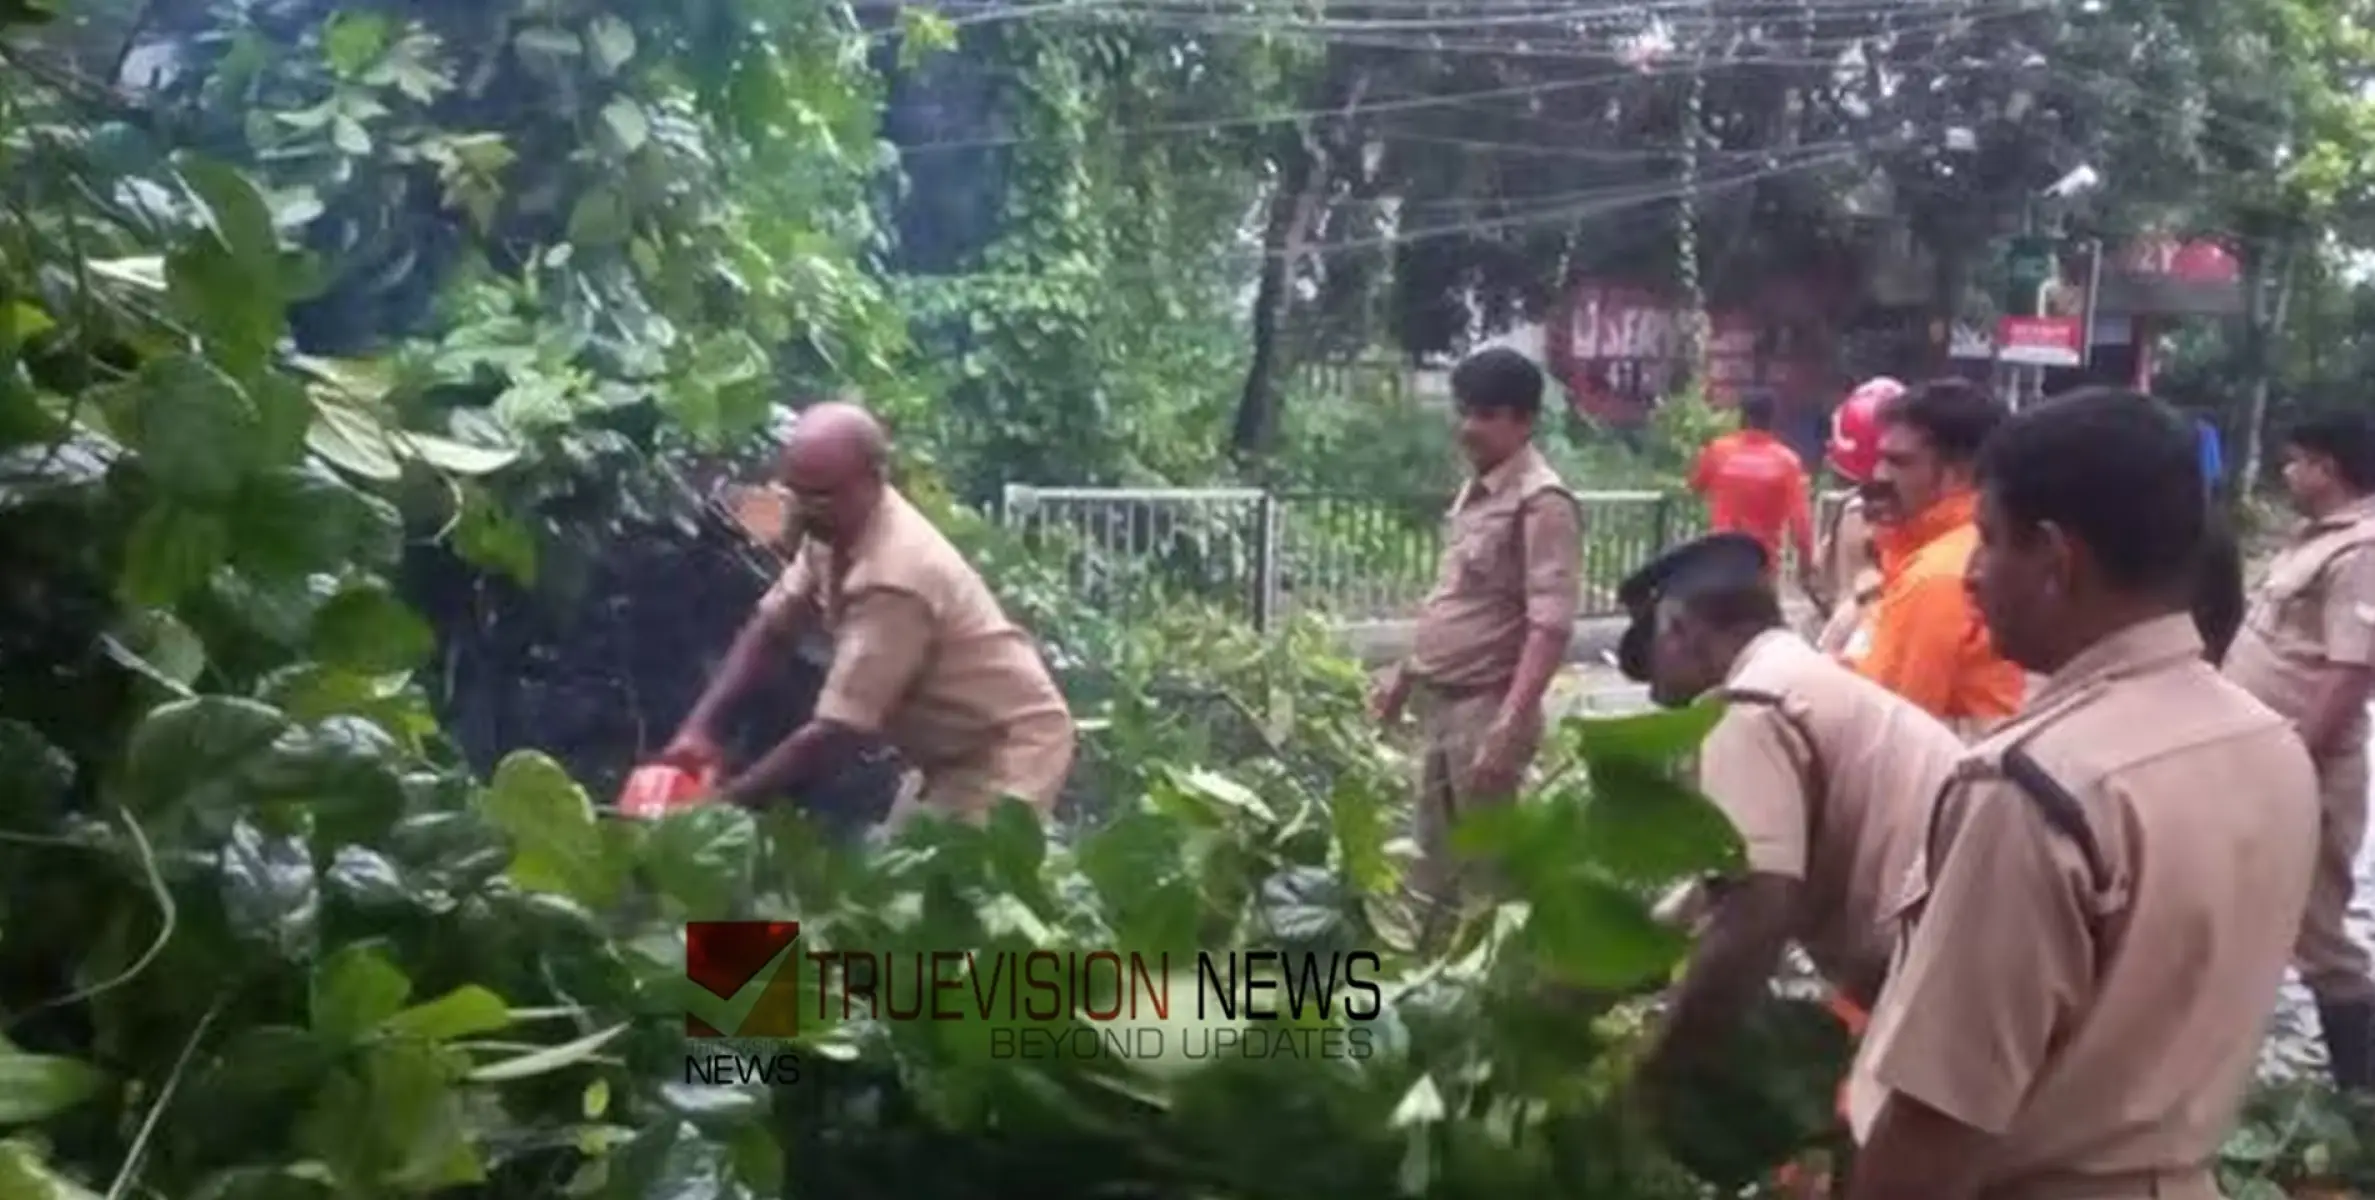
left=2237, top=235, right=2299, bottom=498
left=1230, top=68, right=1367, bottom=470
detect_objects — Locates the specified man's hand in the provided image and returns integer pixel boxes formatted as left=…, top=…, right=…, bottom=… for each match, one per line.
left=1368, top=666, right=1412, bottom=726
left=659, top=727, right=725, bottom=776
left=1466, top=711, right=1533, bottom=797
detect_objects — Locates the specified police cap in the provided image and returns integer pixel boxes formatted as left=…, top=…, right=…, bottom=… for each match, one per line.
left=1613, top=532, right=1772, bottom=681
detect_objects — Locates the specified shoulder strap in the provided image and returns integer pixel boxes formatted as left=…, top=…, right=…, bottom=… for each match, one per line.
left=1715, top=685, right=1828, bottom=842
left=1998, top=745, right=2112, bottom=894
left=2301, top=521, right=2375, bottom=580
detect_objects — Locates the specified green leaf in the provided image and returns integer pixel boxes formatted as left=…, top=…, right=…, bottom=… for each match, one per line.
left=0, top=1138, right=102, bottom=1200
left=221, top=816, right=322, bottom=961
left=1567, top=700, right=1726, bottom=766
left=174, top=154, right=281, bottom=271
left=122, top=500, right=232, bottom=607
left=232, top=465, right=404, bottom=578
left=321, top=11, right=391, bottom=77
left=307, top=398, right=402, bottom=482
left=119, top=696, right=290, bottom=821
left=125, top=354, right=262, bottom=500
left=640, top=804, right=757, bottom=915
left=300, top=1041, right=480, bottom=1190
left=1522, top=877, right=1688, bottom=990
left=452, top=484, right=537, bottom=586
left=465, top=1022, right=627, bottom=1083
left=1572, top=757, right=1745, bottom=885
left=395, top=430, right=518, bottom=475
left=310, top=942, right=412, bottom=1044
left=0, top=720, right=74, bottom=816
left=565, top=189, right=631, bottom=247
left=586, top=15, right=637, bottom=74
left=309, top=583, right=434, bottom=674
left=598, top=98, right=650, bottom=154
left=383, top=986, right=513, bottom=1043
left=0, top=1042, right=107, bottom=1124
left=166, top=237, right=281, bottom=379
left=103, top=607, right=207, bottom=689
left=480, top=751, right=622, bottom=907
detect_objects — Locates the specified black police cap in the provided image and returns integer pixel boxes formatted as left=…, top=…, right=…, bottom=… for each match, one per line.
left=1613, top=532, right=1772, bottom=682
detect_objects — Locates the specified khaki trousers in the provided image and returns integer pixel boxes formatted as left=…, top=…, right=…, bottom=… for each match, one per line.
left=2297, top=736, right=2375, bottom=1003
left=1410, top=687, right=1541, bottom=920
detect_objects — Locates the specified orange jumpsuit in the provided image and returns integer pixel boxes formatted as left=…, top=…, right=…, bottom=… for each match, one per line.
left=1690, top=431, right=1815, bottom=574
left=1842, top=491, right=2024, bottom=731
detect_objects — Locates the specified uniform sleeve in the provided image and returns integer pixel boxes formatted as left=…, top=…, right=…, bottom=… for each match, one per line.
left=2319, top=546, right=2375, bottom=667
left=1854, top=572, right=1969, bottom=716
left=1698, top=708, right=1812, bottom=878
left=754, top=549, right=817, bottom=631
left=1859, top=777, right=2093, bottom=1134
left=1521, top=492, right=1583, bottom=631
left=813, top=588, right=936, bottom=732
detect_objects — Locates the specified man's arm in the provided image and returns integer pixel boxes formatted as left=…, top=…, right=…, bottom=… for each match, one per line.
left=1644, top=709, right=1816, bottom=1075
left=720, top=589, right=934, bottom=806
left=668, top=560, right=815, bottom=762
left=1501, top=492, right=1584, bottom=723
left=1643, top=872, right=1800, bottom=1078
left=1846, top=780, right=2092, bottom=1200
left=2300, top=547, right=2375, bottom=756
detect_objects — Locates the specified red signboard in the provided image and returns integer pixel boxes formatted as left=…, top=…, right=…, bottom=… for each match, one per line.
left=1996, top=316, right=2084, bottom=367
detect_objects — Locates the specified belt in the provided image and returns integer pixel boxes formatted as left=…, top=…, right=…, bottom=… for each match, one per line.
left=1985, top=1166, right=2215, bottom=1200
left=1414, top=678, right=1507, bottom=702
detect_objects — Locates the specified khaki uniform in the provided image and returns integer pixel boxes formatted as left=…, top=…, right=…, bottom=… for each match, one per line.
left=757, top=487, right=1076, bottom=827
left=2223, top=495, right=2375, bottom=1003
left=1404, top=444, right=1581, bottom=907
left=1846, top=615, right=2318, bottom=1199
left=1697, top=629, right=1964, bottom=990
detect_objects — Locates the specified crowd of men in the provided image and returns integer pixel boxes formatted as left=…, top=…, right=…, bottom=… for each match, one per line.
left=657, top=357, right=2375, bottom=1199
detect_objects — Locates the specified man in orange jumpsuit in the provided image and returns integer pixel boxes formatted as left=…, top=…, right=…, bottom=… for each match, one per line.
left=1845, top=378, right=2025, bottom=737
left=1690, top=390, right=1817, bottom=594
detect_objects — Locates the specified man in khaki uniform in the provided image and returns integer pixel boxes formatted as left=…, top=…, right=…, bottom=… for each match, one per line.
left=664, top=402, right=1076, bottom=830
left=1612, top=532, right=1962, bottom=1088
left=2222, top=410, right=2375, bottom=1089
left=1844, top=390, right=2316, bottom=1200
left=1371, top=348, right=1582, bottom=927
left=1812, top=492, right=1882, bottom=655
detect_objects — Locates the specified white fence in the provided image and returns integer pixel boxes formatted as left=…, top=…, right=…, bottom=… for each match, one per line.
left=999, top=484, right=1706, bottom=631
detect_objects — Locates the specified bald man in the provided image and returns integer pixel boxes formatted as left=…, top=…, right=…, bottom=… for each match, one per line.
left=664, top=402, right=1077, bottom=830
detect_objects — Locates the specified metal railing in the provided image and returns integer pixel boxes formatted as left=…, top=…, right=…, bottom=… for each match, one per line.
left=999, top=484, right=1705, bottom=631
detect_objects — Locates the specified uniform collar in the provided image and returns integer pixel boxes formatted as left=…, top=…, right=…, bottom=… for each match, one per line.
left=2027, top=612, right=2202, bottom=710
left=1721, top=626, right=1799, bottom=686
left=1457, top=443, right=1543, bottom=509
left=2304, top=494, right=2375, bottom=535
left=1895, top=488, right=1978, bottom=553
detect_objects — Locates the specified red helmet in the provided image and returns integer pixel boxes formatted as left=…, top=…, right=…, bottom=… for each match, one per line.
left=1827, top=377, right=1904, bottom=483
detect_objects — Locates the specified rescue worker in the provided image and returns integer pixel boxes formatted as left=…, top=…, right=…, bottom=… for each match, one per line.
left=1850, top=378, right=2025, bottom=736
left=1614, top=532, right=1962, bottom=1088
left=662, top=401, right=1077, bottom=831
left=1688, top=389, right=1816, bottom=591
left=1371, top=347, right=1582, bottom=930
left=1809, top=378, right=1903, bottom=654
left=2222, top=410, right=2375, bottom=1089
left=1844, top=388, right=2317, bottom=1200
